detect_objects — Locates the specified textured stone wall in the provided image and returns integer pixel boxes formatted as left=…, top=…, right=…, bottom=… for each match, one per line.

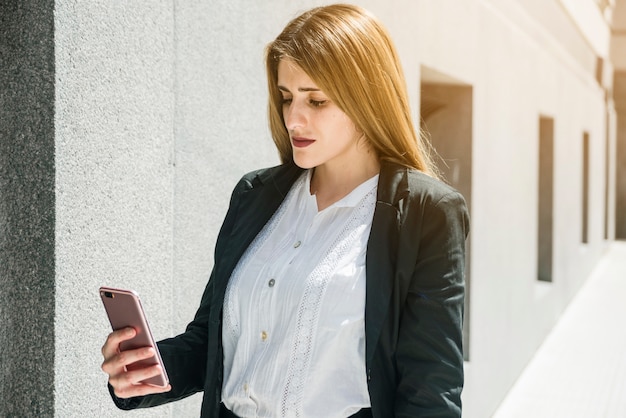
left=0, top=0, right=56, bottom=415
left=53, top=0, right=178, bottom=416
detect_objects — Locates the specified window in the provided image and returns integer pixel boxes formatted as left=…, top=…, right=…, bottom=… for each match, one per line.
left=582, top=132, right=590, bottom=244
left=538, top=117, right=554, bottom=282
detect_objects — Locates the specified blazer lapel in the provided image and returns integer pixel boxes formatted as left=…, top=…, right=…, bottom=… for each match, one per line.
left=365, top=162, right=409, bottom=364
left=214, top=164, right=304, bottom=297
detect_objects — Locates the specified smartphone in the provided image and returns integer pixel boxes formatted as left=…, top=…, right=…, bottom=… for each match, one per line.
left=99, top=286, right=169, bottom=388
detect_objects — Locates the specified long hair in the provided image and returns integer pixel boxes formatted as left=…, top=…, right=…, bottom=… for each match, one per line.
left=265, top=3, right=438, bottom=176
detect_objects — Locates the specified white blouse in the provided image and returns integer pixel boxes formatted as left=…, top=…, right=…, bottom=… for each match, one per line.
left=222, top=170, right=378, bottom=418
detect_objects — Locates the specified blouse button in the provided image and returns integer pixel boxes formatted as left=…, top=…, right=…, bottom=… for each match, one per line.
left=293, top=240, right=301, bottom=248
left=268, top=278, right=275, bottom=287
left=261, top=331, right=268, bottom=341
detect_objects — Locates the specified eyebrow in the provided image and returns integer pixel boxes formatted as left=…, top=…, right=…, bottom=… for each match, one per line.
left=277, top=85, right=321, bottom=93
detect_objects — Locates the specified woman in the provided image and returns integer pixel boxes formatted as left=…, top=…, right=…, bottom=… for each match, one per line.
left=101, top=4, right=469, bottom=417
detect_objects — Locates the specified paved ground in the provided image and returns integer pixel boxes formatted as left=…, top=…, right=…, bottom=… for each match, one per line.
left=493, top=241, right=626, bottom=418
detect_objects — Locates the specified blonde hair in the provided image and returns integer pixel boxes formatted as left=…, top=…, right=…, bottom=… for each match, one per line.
left=265, top=3, right=438, bottom=176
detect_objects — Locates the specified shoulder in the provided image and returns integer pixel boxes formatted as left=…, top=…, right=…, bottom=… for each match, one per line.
left=379, top=161, right=466, bottom=209
left=233, top=163, right=304, bottom=195
left=239, top=163, right=289, bottom=182
left=406, top=169, right=462, bottom=203
left=378, top=162, right=469, bottom=238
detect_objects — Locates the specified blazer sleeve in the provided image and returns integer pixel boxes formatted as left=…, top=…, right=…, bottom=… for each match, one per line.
left=109, top=271, right=217, bottom=409
left=108, top=176, right=248, bottom=410
left=395, top=190, right=469, bottom=418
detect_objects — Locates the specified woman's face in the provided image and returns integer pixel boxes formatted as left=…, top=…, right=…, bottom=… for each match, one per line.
left=277, top=59, right=365, bottom=171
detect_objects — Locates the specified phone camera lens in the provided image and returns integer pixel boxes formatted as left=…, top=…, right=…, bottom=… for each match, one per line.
left=104, top=291, right=113, bottom=298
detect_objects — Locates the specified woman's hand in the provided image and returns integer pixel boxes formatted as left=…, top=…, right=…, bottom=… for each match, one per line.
left=101, top=327, right=172, bottom=399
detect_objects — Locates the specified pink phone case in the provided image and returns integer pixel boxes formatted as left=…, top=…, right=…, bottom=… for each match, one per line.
left=99, top=287, right=169, bottom=388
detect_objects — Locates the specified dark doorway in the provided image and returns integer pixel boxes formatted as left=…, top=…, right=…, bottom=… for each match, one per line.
left=421, top=67, right=473, bottom=359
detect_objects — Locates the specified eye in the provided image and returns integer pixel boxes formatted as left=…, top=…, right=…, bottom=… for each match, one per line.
left=281, top=97, right=292, bottom=106
left=309, top=99, right=327, bottom=108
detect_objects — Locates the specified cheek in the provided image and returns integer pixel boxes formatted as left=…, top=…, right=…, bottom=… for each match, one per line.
left=340, top=118, right=359, bottom=141
left=329, top=111, right=356, bottom=134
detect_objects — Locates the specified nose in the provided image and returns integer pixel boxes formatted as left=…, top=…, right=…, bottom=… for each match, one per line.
left=284, top=100, right=306, bottom=132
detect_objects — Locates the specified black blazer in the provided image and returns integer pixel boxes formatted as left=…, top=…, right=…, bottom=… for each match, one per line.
left=112, top=161, right=469, bottom=417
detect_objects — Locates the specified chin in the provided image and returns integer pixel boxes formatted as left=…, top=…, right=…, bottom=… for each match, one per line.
left=293, top=161, right=315, bottom=170
left=292, top=155, right=317, bottom=170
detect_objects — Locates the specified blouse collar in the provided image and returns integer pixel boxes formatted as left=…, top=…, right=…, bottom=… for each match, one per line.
left=304, top=169, right=379, bottom=210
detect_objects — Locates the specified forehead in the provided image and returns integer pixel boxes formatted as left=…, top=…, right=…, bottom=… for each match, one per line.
left=277, top=59, right=318, bottom=87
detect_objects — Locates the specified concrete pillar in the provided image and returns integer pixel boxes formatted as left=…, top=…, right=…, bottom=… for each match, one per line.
left=0, top=0, right=56, bottom=415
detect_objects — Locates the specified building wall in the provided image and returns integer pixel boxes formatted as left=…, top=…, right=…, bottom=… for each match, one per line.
left=54, top=1, right=178, bottom=416
left=0, top=0, right=618, bottom=416
left=412, top=0, right=613, bottom=415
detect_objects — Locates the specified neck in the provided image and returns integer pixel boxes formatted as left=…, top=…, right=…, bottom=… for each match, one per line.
left=310, top=156, right=380, bottom=211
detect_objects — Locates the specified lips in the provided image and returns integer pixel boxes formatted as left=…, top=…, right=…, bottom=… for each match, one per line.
left=291, top=137, right=315, bottom=148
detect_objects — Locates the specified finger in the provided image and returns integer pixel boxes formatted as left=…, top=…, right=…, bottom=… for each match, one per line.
left=110, top=365, right=170, bottom=397
left=102, top=346, right=155, bottom=375
left=114, top=382, right=172, bottom=399
left=125, top=363, right=165, bottom=386
left=101, top=327, right=136, bottom=359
